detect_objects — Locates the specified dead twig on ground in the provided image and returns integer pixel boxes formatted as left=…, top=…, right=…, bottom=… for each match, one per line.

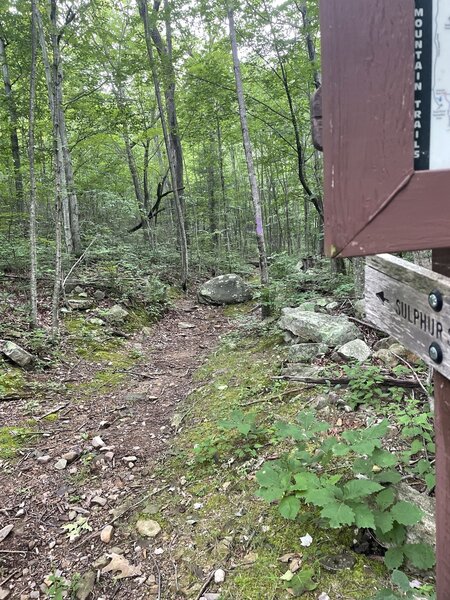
left=35, top=403, right=68, bottom=421
left=273, top=375, right=421, bottom=388
left=194, top=570, right=215, bottom=600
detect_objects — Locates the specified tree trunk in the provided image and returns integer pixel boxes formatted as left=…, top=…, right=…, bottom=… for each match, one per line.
left=138, top=0, right=188, bottom=289
left=29, top=0, right=38, bottom=328
left=0, top=36, right=24, bottom=220
left=228, top=6, right=269, bottom=314
left=50, top=0, right=82, bottom=256
left=35, top=5, right=73, bottom=254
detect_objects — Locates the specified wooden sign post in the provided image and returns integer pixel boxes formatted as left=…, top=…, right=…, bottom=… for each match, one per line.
left=319, top=0, right=450, bottom=596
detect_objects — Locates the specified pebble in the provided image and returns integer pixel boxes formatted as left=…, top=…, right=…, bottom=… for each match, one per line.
left=62, top=450, right=79, bottom=463
left=91, top=436, right=105, bottom=448
left=69, top=511, right=77, bottom=520
left=99, top=420, right=110, bottom=429
left=104, top=452, right=114, bottom=461
left=54, top=458, right=67, bottom=470
left=122, top=456, right=137, bottom=462
left=100, top=525, right=113, bottom=544
left=91, top=496, right=107, bottom=507
left=0, top=588, right=10, bottom=599
left=36, top=455, right=51, bottom=464
left=16, top=508, right=25, bottom=517
left=214, top=569, right=225, bottom=583
left=30, top=593, right=40, bottom=599
left=136, top=519, right=161, bottom=538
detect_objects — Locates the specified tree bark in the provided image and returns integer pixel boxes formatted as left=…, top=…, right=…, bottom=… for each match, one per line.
left=0, top=35, right=24, bottom=219
left=50, top=0, right=82, bottom=256
left=228, top=6, right=269, bottom=310
left=138, top=0, right=188, bottom=290
left=29, top=0, right=38, bottom=328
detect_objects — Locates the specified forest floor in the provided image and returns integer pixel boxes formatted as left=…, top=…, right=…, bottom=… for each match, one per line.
left=0, top=294, right=233, bottom=599
left=0, top=282, right=435, bottom=600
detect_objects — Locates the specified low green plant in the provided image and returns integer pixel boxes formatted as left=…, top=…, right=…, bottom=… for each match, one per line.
left=344, top=364, right=387, bottom=408
left=372, top=570, right=435, bottom=599
left=256, top=411, right=435, bottom=572
left=61, top=516, right=92, bottom=541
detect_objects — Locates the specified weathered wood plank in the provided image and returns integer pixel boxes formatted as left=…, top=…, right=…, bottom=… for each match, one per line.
left=365, top=253, right=450, bottom=378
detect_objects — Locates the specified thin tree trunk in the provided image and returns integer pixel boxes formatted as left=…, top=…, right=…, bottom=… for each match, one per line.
left=0, top=36, right=24, bottom=220
left=50, top=0, right=82, bottom=256
left=138, top=0, right=188, bottom=289
left=29, top=0, right=38, bottom=328
left=228, top=6, right=269, bottom=313
left=35, top=5, right=74, bottom=254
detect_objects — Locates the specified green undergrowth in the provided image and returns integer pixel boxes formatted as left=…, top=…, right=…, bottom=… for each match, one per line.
left=0, top=365, right=26, bottom=399
left=138, top=328, right=392, bottom=599
left=0, top=426, right=35, bottom=458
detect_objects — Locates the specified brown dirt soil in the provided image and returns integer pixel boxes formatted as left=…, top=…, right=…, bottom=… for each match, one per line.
left=0, top=297, right=232, bottom=599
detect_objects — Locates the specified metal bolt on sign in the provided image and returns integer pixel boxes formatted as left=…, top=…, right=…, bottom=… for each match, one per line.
left=429, top=290, right=443, bottom=312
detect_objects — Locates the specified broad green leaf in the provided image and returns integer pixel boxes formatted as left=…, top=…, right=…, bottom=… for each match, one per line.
left=320, top=502, right=355, bottom=528
left=373, top=510, right=394, bottom=534
left=343, top=479, right=383, bottom=501
left=384, top=547, right=404, bottom=570
left=390, top=501, right=423, bottom=526
left=373, top=470, right=402, bottom=484
left=403, top=543, right=436, bottom=569
left=391, top=569, right=410, bottom=592
left=352, top=503, right=376, bottom=529
left=279, top=496, right=301, bottom=520
left=376, top=488, right=396, bottom=511
left=303, top=487, right=336, bottom=507
left=292, top=472, right=320, bottom=491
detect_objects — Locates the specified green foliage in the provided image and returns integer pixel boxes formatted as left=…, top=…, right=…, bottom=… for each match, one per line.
left=256, top=411, right=435, bottom=572
left=371, top=570, right=435, bottom=599
left=61, top=516, right=92, bottom=542
left=0, top=368, right=24, bottom=398
left=344, top=364, right=387, bottom=408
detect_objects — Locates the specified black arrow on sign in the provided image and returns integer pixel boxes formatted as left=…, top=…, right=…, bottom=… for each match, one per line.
left=376, top=291, right=389, bottom=304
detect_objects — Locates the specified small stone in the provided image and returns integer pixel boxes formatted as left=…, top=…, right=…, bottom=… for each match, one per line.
left=54, top=458, right=67, bottom=470
left=337, top=339, right=372, bottom=362
left=91, top=496, right=107, bottom=507
left=93, top=290, right=106, bottom=301
left=69, top=511, right=77, bottom=520
left=92, top=554, right=110, bottom=569
left=30, top=593, right=40, bottom=599
left=91, top=436, right=105, bottom=448
left=122, top=456, right=137, bottom=462
left=16, top=508, right=25, bottom=517
left=203, top=594, right=221, bottom=600
left=62, top=450, right=79, bottom=464
left=214, top=568, right=225, bottom=583
left=0, top=524, right=14, bottom=543
left=0, top=587, right=10, bottom=599
left=37, top=455, right=51, bottom=464
left=99, top=421, right=110, bottom=429
left=178, top=322, right=195, bottom=329
left=100, top=525, right=113, bottom=544
left=75, top=570, right=96, bottom=600
left=136, top=519, right=161, bottom=538
left=104, top=452, right=114, bottom=461
left=147, top=575, right=156, bottom=584
left=49, top=541, right=56, bottom=549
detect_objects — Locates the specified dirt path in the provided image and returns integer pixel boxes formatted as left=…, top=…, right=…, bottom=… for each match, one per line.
left=0, top=298, right=232, bottom=599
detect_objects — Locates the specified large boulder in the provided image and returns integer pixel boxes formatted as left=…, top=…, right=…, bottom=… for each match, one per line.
left=279, top=308, right=361, bottom=347
left=198, top=274, right=252, bottom=305
left=1, top=341, right=34, bottom=369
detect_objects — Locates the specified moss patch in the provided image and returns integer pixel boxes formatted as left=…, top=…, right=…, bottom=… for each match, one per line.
left=0, top=426, right=35, bottom=458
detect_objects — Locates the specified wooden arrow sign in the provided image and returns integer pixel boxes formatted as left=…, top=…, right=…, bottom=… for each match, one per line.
left=365, top=254, right=450, bottom=379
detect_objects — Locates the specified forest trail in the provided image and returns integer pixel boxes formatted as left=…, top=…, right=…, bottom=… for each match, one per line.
left=0, top=297, right=232, bottom=599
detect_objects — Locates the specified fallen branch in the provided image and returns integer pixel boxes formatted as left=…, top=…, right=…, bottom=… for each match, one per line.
left=35, top=403, right=68, bottom=421
left=273, top=375, right=421, bottom=388
left=194, top=570, right=215, bottom=600
left=62, top=235, right=98, bottom=289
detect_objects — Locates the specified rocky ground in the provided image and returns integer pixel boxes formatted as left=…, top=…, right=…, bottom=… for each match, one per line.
left=0, top=297, right=231, bottom=600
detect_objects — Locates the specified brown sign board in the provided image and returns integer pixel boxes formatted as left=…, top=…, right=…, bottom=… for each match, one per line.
left=320, top=0, right=450, bottom=258
left=365, top=254, right=450, bottom=378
